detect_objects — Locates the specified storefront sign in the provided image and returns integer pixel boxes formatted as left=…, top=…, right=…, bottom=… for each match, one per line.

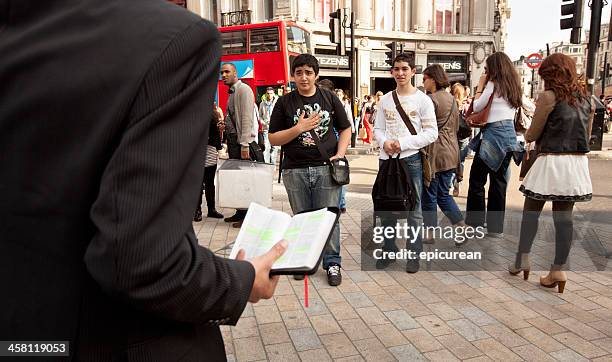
left=371, top=52, right=391, bottom=70
left=315, top=55, right=349, bottom=69
left=427, top=54, right=468, bottom=73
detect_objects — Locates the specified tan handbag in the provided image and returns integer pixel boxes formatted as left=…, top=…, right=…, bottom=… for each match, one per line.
left=465, top=87, right=495, bottom=128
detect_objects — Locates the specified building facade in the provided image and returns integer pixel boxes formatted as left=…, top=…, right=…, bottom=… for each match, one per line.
left=186, top=0, right=509, bottom=98
left=514, top=41, right=586, bottom=99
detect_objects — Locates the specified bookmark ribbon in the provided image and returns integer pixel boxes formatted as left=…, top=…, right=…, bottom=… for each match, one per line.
left=304, top=275, right=309, bottom=308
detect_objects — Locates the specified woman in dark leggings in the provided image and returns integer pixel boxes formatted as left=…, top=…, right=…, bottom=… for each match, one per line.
left=509, top=53, right=594, bottom=293
left=194, top=107, right=224, bottom=221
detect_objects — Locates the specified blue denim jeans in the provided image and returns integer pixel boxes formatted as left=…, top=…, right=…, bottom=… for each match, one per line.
left=422, top=169, right=464, bottom=227
left=282, top=165, right=341, bottom=268
left=339, top=185, right=347, bottom=209
left=262, top=130, right=278, bottom=165
left=378, top=153, right=423, bottom=255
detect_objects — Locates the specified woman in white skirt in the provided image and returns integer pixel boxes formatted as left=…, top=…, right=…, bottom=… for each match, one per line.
left=509, top=53, right=594, bottom=293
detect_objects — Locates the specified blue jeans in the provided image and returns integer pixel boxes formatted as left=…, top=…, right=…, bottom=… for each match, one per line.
left=378, top=153, right=423, bottom=255
left=262, top=130, right=278, bottom=165
left=339, top=185, right=347, bottom=209
left=282, top=165, right=341, bottom=268
left=423, top=169, right=464, bottom=227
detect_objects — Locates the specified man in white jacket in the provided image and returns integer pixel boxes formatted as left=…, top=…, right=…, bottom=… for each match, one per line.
left=373, top=53, right=438, bottom=273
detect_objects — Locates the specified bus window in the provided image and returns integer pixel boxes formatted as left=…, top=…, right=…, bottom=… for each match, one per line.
left=286, top=26, right=311, bottom=54
left=249, top=27, right=279, bottom=53
left=221, top=30, right=247, bottom=55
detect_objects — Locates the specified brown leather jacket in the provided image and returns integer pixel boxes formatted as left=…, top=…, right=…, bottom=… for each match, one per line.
left=426, top=90, right=460, bottom=175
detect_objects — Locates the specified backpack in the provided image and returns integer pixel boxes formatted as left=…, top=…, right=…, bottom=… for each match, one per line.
left=371, top=155, right=416, bottom=213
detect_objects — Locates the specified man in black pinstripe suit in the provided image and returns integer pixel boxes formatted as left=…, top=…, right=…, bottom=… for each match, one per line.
left=0, top=0, right=284, bottom=360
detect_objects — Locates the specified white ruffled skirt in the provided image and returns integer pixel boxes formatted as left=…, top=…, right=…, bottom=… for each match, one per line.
left=519, top=154, right=592, bottom=202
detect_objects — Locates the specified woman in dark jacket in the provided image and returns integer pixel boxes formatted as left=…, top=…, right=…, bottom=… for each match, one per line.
left=508, top=53, right=594, bottom=293
left=194, top=104, right=224, bottom=221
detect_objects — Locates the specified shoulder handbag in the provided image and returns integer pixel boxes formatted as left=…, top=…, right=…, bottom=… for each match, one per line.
left=309, top=130, right=350, bottom=185
left=465, top=87, right=495, bottom=128
left=391, top=90, right=433, bottom=187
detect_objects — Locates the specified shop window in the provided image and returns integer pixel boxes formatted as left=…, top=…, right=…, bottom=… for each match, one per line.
left=221, top=30, right=247, bottom=55
left=250, top=27, right=279, bottom=53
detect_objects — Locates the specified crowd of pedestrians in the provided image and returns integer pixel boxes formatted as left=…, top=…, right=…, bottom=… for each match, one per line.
left=198, top=51, right=595, bottom=293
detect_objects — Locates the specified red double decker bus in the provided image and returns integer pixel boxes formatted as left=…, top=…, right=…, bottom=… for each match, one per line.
left=217, top=20, right=312, bottom=111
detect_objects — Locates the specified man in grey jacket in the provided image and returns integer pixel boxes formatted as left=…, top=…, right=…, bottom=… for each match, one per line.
left=221, top=62, right=263, bottom=227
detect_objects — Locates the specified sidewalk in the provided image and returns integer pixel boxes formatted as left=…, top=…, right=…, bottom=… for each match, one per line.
left=195, top=154, right=612, bottom=362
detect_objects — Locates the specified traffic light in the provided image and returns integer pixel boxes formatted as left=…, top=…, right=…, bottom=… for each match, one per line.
left=329, top=9, right=346, bottom=56
left=560, top=0, right=583, bottom=44
left=385, top=42, right=397, bottom=66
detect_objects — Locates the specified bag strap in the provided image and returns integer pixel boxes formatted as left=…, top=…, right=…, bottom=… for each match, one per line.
left=309, top=130, right=332, bottom=164
left=297, top=88, right=333, bottom=164
left=392, top=90, right=418, bottom=136
left=439, top=97, right=456, bottom=131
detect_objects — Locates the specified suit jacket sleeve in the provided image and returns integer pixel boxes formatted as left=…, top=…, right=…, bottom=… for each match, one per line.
left=84, top=19, right=254, bottom=325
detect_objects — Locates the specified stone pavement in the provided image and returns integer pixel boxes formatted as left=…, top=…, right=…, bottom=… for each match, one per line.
left=195, top=153, right=612, bottom=362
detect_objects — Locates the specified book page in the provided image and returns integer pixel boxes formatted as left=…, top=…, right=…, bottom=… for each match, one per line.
left=229, top=203, right=292, bottom=259
left=272, top=209, right=337, bottom=270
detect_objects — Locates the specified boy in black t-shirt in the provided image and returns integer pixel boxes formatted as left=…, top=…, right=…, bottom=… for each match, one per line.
left=269, top=54, right=351, bottom=286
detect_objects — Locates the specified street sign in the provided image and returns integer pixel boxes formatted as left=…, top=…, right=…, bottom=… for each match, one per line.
left=525, top=53, right=543, bottom=69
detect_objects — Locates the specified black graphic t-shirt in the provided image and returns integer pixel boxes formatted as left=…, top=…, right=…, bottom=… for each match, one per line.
left=269, top=88, right=351, bottom=169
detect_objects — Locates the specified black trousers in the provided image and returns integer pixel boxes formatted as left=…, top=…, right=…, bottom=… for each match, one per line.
left=227, top=133, right=264, bottom=162
left=518, top=197, right=575, bottom=266
left=465, top=151, right=512, bottom=233
left=196, top=164, right=217, bottom=213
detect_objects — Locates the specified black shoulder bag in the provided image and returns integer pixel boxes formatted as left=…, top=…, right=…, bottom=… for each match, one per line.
left=310, top=88, right=350, bottom=185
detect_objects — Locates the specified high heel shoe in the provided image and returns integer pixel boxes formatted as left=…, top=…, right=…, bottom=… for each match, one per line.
left=508, top=253, right=530, bottom=280
left=540, top=265, right=567, bottom=293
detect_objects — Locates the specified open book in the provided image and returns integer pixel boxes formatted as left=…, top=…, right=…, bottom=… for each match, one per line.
left=229, top=202, right=339, bottom=275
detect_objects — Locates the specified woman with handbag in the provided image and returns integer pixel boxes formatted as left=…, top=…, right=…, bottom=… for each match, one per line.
left=465, top=52, right=523, bottom=238
left=508, top=53, right=594, bottom=293
left=421, top=65, right=465, bottom=244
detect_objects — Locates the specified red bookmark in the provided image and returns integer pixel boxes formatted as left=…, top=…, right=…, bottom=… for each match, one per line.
left=304, top=275, right=309, bottom=308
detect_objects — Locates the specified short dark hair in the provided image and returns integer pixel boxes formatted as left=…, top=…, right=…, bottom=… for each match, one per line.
left=392, top=53, right=415, bottom=69
left=266, top=86, right=274, bottom=92
left=291, top=53, right=319, bottom=75
left=423, top=64, right=450, bottom=90
left=317, top=78, right=335, bottom=91
left=222, top=62, right=237, bottom=72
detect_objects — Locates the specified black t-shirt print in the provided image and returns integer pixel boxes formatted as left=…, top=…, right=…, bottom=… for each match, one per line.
left=269, top=88, right=351, bottom=169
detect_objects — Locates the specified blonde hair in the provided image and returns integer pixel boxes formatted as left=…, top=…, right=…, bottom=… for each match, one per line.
left=451, top=83, right=465, bottom=102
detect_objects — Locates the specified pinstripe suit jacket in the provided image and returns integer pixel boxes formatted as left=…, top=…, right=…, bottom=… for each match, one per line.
left=0, top=1, right=254, bottom=360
